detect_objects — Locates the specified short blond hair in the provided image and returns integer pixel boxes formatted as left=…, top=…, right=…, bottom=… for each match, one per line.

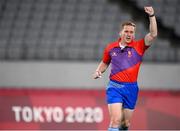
left=121, top=21, right=136, bottom=30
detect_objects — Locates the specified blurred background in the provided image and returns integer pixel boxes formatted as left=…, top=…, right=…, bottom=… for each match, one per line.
left=0, top=0, right=180, bottom=130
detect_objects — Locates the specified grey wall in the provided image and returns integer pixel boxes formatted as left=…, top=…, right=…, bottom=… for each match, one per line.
left=0, top=61, right=179, bottom=90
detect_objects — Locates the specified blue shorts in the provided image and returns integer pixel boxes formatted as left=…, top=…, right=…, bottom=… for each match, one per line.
left=106, top=80, right=139, bottom=109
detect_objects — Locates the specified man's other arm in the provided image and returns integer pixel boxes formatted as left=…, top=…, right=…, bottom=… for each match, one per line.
left=144, top=6, right=158, bottom=46
left=93, top=61, right=109, bottom=79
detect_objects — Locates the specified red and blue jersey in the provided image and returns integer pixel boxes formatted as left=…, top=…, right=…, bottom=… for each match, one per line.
left=103, top=38, right=149, bottom=83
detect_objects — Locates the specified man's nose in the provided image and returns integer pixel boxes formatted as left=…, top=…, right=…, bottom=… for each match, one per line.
left=126, top=32, right=130, bottom=35
left=127, top=33, right=131, bottom=36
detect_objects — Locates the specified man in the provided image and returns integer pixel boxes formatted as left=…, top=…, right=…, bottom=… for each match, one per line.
left=93, top=7, right=157, bottom=131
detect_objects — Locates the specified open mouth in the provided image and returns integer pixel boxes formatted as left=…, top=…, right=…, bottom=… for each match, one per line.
left=126, top=37, right=131, bottom=41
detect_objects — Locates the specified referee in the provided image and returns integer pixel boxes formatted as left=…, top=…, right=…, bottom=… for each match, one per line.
left=93, top=6, right=157, bottom=131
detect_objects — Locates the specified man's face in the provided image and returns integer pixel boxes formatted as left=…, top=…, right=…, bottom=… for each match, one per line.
left=120, top=25, right=135, bottom=44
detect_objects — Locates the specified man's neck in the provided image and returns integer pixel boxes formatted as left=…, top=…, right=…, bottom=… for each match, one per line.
left=119, top=41, right=127, bottom=49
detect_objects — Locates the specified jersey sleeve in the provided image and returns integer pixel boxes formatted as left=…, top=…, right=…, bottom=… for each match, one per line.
left=135, top=39, right=150, bottom=55
left=102, top=46, right=111, bottom=64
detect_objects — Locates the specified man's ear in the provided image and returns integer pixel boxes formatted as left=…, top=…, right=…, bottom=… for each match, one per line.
left=119, top=32, right=121, bottom=37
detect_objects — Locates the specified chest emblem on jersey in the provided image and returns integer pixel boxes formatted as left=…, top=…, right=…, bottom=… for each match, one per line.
left=112, top=52, right=117, bottom=56
left=128, top=51, right=132, bottom=57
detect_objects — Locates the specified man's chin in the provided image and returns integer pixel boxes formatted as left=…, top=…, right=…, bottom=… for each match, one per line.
left=125, top=40, right=132, bottom=44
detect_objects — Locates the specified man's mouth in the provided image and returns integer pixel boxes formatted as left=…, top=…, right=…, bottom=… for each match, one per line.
left=126, top=37, right=131, bottom=40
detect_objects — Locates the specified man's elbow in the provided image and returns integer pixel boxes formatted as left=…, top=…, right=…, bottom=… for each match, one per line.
left=151, top=32, right=158, bottom=38
left=154, top=32, right=158, bottom=37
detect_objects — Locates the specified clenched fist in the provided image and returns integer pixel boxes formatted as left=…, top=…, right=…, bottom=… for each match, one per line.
left=144, top=6, right=154, bottom=16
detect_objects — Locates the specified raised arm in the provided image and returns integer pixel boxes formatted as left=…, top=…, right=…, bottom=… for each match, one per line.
left=93, top=61, right=109, bottom=79
left=144, top=6, right=158, bottom=46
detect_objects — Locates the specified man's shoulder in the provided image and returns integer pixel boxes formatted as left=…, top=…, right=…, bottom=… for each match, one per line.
left=133, top=39, right=145, bottom=44
left=129, top=39, right=145, bottom=47
left=106, top=41, right=119, bottom=50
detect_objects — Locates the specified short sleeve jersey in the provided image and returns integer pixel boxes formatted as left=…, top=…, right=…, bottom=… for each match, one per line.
left=103, top=38, right=149, bottom=83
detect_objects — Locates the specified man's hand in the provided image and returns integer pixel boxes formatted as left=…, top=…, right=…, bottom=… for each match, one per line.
left=93, top=70, right=102, bottom=79
left=144, top=6, right=154, bottom=16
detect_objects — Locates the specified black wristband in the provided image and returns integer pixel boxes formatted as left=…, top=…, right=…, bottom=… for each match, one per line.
left=149, top=14, right=155, bottom=17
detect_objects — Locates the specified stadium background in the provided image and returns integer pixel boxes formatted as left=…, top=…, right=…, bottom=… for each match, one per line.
left=0, top=0, right=180, bottom=130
